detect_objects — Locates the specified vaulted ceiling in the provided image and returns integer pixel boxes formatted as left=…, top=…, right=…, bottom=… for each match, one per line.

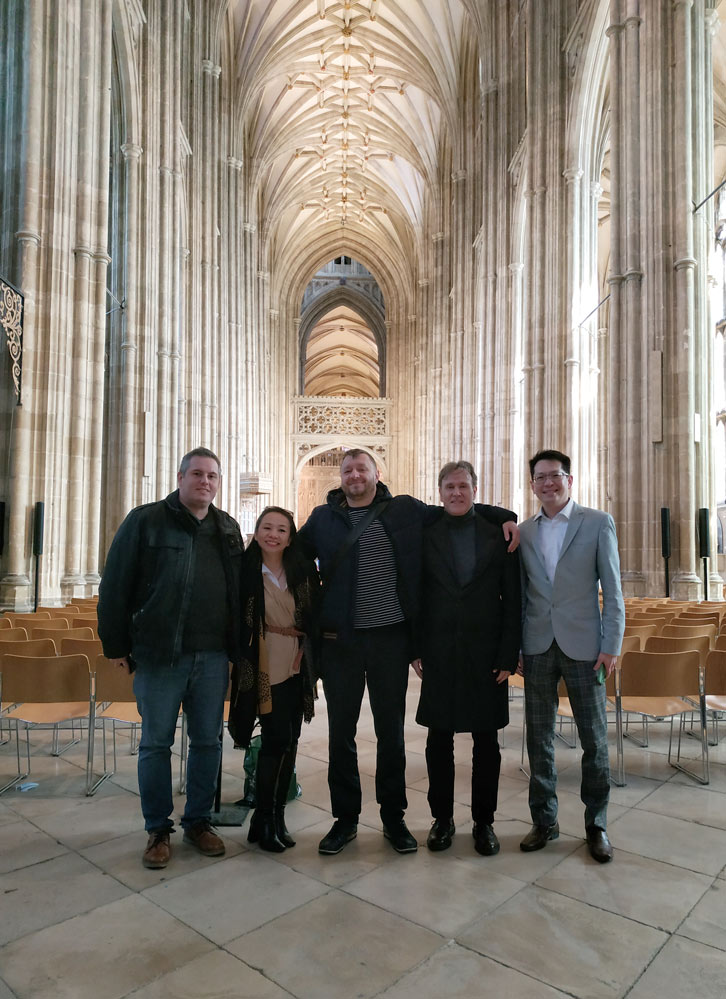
left=230, top=0, right=472, bottom=278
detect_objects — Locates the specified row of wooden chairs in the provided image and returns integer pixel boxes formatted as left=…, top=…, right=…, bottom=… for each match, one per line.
left=0, top=651, right=139, bottom=796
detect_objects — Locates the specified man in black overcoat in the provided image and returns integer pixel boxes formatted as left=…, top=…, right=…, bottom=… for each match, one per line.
left=412, top=461, right=521, bottom=856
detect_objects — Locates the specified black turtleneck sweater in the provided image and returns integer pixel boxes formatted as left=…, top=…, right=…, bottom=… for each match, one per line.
left=445, top=507, right=476, bottom=587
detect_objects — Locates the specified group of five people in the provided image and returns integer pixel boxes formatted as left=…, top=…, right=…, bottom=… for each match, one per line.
left=97, top=444, right=624, bottom=870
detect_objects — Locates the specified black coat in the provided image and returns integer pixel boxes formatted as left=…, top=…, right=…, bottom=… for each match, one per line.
left=297, top=482, right=515, bottom=646
left=415, top=508, right=521, bottom=733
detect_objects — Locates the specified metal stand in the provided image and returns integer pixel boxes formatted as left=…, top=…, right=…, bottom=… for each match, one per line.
left=33, top=552, right=40, bottom=610
left=209, top=735, right=248, bottom=827
left=664, top=555, right=670, bottom=597
left=702, top=556, right=709, bottom=600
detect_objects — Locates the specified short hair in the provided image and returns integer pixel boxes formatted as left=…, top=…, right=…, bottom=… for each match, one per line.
left=529, top=449, right=571, bottom=479
left=340, top=448, right=377, bottom=471
left=179, top=447, right=221, bottom=476
left=438, top=460, right=478, bottom=489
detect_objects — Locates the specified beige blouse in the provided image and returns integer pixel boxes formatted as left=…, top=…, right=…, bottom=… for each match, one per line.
left=261, top=569, right=300, bottom=686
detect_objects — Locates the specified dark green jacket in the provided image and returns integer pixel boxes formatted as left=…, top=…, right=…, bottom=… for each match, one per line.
left=98, top=490, right=244, bottom=667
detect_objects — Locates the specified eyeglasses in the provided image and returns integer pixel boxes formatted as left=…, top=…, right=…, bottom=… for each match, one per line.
left=532, top=472, right=568, bottom=484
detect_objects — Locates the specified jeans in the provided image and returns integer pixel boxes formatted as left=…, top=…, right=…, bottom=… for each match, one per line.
left=133, top=650, right=229, bottom=832
left=320, top=622, right=410, bottom=825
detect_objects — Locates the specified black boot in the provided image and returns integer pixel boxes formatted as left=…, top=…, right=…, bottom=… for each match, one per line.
left=275, top=742, right=298, bottom=848
left=247, top=755, right=285, bottom=852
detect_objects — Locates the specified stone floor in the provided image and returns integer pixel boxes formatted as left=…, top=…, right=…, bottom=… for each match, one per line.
left=1, top=678, right=725, bottom=999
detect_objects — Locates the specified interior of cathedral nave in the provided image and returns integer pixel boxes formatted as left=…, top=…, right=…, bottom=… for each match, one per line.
left=3, top=0, right=726, bottom=607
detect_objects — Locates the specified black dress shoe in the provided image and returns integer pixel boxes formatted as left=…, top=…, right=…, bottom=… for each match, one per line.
left=383, top=819, right=418, bottom=853
left=586, top=825, right=613, bottom=863
left=318, top=820, right=357, bottom=855
left=520, top=822, right=559, bottom=852
left=473, top=823, right=500, bottom=856
left=426, top=818, right=455, bottom=852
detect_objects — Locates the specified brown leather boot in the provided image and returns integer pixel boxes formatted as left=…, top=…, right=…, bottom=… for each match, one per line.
left=142, top=830, right=171, bottom=869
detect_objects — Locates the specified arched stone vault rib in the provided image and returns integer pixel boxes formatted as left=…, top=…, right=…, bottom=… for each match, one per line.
left=297, top=284, right=387, bottom=394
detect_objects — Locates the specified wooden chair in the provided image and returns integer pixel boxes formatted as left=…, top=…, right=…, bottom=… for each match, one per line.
left=59, top=636, right=103, bottom=658
left=623, top=623, right=659, bottom=644
left=87, top=655, right=140, bottom=795
left=645, top=634, right=711, bottom=661
left=0, top=618, right=13, bottom=630
left=673, top=611, right=721, bottom=628
left=0, top=638, right=58, bottom=658
left=611, top=650, right=707, bottom=785
left=0, top=628, right=30, bottom=642
left=620, top=635, right=642, bottom=655
left=693, top=650, right=726, bottom=747
left=71, top=615, right=98, bottom=628
left=3, top=611, right=52, bottom=625
left=0, top=654, right=94, bottom=793
left=661, top=622, right=717, bottom=647
left=38, top=606, right=81, bottom=617
left=29, top=626, right=95, bottom=645
left=714, top=634, right=726, bottom=652
left=30, top=618, right=70, bottom=633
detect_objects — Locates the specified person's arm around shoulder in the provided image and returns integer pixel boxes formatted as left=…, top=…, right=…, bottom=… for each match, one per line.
left=595, top=512, right=625, bottom=678
left=477, top=503, right=520, bottom=552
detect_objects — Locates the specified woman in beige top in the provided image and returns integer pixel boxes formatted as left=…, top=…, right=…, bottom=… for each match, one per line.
left=229, top=507, right=319, bottom=852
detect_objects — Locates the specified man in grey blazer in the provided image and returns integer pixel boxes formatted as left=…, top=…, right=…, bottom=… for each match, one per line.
left=517, top=449, right=625, bottom=863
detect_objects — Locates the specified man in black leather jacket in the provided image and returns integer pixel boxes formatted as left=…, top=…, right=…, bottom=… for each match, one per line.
left=98, top=447, right=243, bottom=870
left=298, top=448, right=516, bottom=856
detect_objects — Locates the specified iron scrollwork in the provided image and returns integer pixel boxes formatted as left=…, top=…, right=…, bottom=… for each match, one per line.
left=1, top=278, right=23, bottom=402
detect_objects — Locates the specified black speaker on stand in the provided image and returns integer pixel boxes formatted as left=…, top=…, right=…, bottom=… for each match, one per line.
left=32, top=501, right=44, bottom=611
left=698, top=507, right=710, bottom=601
left=661, top=507, right=671, bottom=597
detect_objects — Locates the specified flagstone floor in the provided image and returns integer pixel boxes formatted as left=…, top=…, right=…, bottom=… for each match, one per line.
left=1, top=678, right=725, bottom=998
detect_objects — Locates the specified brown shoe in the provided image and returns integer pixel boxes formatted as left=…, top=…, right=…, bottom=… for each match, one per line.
left=183, top=821, right=225, bottom=857
left=143, top=830, right=171, bottom=869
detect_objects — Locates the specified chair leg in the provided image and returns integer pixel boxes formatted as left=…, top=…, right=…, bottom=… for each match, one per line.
left=670, top=702, right=710, bottom=785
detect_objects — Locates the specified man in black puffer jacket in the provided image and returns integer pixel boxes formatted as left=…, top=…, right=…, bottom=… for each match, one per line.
left=298, top=449, right=517, bottom=856
left=98, top=447, right=243, bottom=870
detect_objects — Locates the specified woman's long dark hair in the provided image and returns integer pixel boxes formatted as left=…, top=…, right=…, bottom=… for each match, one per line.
left=246, top=505, right=309, bottom=589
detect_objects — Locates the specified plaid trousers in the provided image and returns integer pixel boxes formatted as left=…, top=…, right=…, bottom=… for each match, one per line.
left=523, top=640, right=609, bottom=830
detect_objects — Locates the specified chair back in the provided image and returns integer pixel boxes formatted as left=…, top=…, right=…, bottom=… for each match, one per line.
left=644, top=634, right=711, bottom=659
left=94, top=654, right=136, bottom=701
left=0, top=654, right=91, bottom=702
left=673, top=612, right=721, bottom=628
left=30, top=618, right=70, bottom=631
left=713, top=634, right=726, bottom=652
left=623, top=623, right=659, bottom=642
left=4, top=612, right=53, bottom=625
left=72, top=615, right=98, bottom=628
left=60, top=636, right=103, bottom=657
left=0, top=638, right=58, bottom=659
left=619, top=650, right=700, bottom=696
left=0, top=617, right=13, bottom=630
left=661, top=623, right=717, bottom=643
left=0, top=627, right=30, bottom=642
left=620, top=635, right=642, bottom=655
left=38, top=606, right=81, bottom=617
left=704, top=650, right=726, bottom=696
left=30, top=626, right=95, bottom=643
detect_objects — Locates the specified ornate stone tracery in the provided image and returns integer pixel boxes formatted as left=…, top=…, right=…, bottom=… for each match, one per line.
left=0, top=278, right=23, bottom=402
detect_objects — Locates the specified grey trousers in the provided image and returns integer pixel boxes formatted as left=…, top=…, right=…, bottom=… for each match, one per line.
left=523, top=641, right=610, bottom=830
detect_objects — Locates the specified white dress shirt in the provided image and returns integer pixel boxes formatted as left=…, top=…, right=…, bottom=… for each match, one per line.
left=534, top=498, right=574, bottom=583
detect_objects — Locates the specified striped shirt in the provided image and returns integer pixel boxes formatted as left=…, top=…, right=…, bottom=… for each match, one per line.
left=347, top=506, right=405, bottom=628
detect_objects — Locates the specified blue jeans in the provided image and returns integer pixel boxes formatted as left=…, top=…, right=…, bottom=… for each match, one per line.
left=133, top=651, right=229, bottom=833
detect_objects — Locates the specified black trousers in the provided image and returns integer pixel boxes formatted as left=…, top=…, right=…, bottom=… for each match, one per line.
left=321, top=622, right=410, bottom=825
left=258, top=674, right=303, bottom=758
left=425, top=728, right=501, bottom=826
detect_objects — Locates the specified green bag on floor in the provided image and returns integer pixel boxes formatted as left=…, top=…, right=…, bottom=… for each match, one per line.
left=239, top=735, right=300, bottom=807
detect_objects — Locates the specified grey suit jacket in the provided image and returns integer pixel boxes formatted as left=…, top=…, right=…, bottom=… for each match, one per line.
left=519, top=501, right=625, bottom=661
